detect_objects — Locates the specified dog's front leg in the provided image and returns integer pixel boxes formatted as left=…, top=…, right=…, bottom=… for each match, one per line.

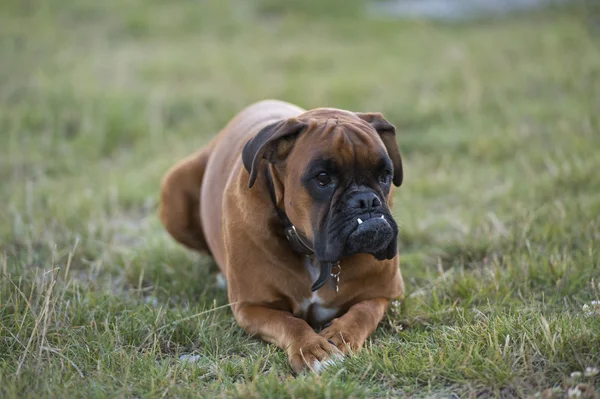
left=234, top=304, right=343, bottom=373
left=319, top=297, right=390, bottom=354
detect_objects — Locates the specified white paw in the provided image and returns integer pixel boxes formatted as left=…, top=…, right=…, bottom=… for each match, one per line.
left=310, top=354, right=344, bottom=373
left=311, top=359, right=324, bottom=373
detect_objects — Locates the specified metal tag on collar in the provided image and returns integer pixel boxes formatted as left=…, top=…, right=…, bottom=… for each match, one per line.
left=329, top=262, right=341, bottom=293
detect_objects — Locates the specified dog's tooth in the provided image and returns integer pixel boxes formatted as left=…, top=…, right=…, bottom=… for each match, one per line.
left=357, top=218, right=363, bottom=225
left=380, top=215, right=385, bottom=219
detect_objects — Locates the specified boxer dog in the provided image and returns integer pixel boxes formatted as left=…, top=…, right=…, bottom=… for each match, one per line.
left=159, top=100, right=404, bottom=373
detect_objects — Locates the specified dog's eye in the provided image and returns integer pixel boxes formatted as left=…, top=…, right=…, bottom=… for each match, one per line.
left=379, top=170, right=392, bottom=184
left=315, top=172, right=332, bottom=187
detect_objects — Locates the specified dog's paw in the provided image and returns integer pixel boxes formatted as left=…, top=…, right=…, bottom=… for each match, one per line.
left=319, top=322, right=364, bottom=354
left=288, top=334, right=344, bottom=374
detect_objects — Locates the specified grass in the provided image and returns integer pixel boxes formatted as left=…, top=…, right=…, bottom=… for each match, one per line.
left=1, top=0, right=599, bottom=397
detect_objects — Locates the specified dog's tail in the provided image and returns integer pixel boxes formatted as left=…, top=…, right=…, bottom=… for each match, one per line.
left=159, top=146, right=213, bottom=254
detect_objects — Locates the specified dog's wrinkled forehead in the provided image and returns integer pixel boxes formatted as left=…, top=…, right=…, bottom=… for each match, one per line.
left=290, top=110, right=389, bottom=173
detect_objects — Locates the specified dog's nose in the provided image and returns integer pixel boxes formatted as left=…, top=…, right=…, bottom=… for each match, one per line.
left=350, top=192, right=382, bottom=211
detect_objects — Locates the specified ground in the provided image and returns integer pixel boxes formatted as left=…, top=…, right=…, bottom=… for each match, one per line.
left=1, top=0, right=599, bottom=398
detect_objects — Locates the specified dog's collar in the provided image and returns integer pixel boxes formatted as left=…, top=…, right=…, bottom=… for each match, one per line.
left=283, top=225, right=315, bottom=256
left=265, top=167, right=340, bottom=292
left=264, top=167, right=314, bottom=255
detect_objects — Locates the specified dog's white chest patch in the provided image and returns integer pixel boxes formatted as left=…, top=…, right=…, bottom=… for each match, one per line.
left=300, top=293, right=339, bottom=326
left=312, top=304, right=339, bottom=325
left=304, top=256, right=321, bottom=283
left=300, top=257, right=340, bottom=325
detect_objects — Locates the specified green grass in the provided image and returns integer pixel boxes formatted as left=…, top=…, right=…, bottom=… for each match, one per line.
left=1, top=0, right=600, bottom=397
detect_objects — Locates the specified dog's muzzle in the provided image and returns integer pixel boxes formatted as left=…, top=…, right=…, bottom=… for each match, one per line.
left=346, top=214, right=394, bottom=256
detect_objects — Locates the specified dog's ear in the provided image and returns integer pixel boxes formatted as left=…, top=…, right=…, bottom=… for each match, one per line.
left=242, top=118, right=308, bottom=188
left=355, top=112, right=403, bottom=186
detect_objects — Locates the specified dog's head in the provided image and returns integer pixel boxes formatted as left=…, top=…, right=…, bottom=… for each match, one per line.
left=242, top=108, right=403, bottom=263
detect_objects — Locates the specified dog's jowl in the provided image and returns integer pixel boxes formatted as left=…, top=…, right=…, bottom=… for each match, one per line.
left=159, top=100, right=405, bottom=373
